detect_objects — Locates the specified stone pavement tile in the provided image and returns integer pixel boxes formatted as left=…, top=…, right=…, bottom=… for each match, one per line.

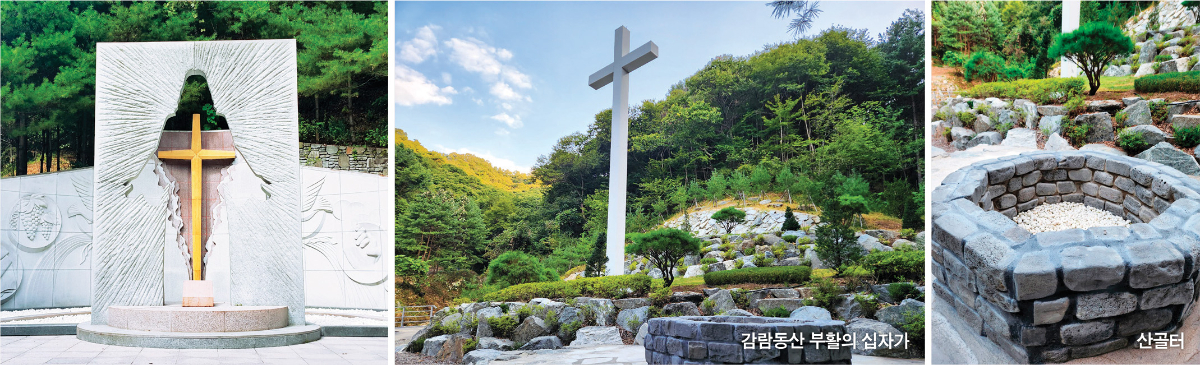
left=3, top=358, right=54, bottom=365
left=135, top=349, right=177, bottom=357
left=214, top=358, right=263, bottom=364
left=132, top=355, right=178, bottom=364
left=3, top=336, right=30, bottom=344
left=301, top=359, right=351, bottom=365
left=43, top=357, right=94, bottom=365
left=346, top=361, right=386, bottom=365
left=215, top=349, right=258, bottom=358
left=175, top=350, right=217, bottom=358
left=260, top=358, right=303, bottom=365
left=89, top=355, right=138, bottom=364
left=337, top=352, right=383, bottom=361
left=175, top=358, right=220, bottom=365
left=253, top=351, right=300, bottom=359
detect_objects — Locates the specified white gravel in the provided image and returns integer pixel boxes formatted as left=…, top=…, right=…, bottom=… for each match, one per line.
left=1014, top=202, right=1131, bottom=234
left=306, top=314, right=387, bottom=326
left=2, top=314, right=90, bottom=324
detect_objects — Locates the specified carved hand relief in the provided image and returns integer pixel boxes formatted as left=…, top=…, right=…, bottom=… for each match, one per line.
left=7, top=194, right=61, bottom=250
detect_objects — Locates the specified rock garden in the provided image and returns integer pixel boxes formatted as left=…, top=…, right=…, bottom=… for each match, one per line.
left=932, top=150, right=1200, bottom=363
left=401, top=225, right=927, bottom=364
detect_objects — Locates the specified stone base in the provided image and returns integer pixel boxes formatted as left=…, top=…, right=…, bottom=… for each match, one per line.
left=109, top=304, right=288, bottom=332
left=77, top=323, right=320, bottom=349
left=182, top=280, right=215, bottom=307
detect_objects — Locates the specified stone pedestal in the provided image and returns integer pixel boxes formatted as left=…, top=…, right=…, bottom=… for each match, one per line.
left=182, top=281, right=214, bottom=307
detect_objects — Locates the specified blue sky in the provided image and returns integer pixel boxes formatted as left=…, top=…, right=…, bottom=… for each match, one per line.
left=394, top=1, right=920, bottom=173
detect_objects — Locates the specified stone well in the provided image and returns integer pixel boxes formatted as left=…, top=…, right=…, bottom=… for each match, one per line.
left=644, top=316, right=850, bottom=364
left=932, top=151, right=1200, bottom=363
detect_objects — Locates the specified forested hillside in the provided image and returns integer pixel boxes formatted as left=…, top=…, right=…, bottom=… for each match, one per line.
left=1, top=1, right=387, bottom=176
left=396, top=10, right=925, bottom=306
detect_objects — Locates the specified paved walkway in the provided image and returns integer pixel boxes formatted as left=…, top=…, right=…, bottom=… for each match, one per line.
left=482, top=344, right=923, bottom=365
left=1, top=335, right=388, bottom=364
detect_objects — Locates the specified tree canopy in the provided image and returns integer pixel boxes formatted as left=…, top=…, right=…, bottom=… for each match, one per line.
left=1048, top=22, right=1134, bottom=95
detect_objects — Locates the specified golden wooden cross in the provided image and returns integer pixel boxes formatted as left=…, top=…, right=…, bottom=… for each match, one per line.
left=157, top=114, right=235, bottom=281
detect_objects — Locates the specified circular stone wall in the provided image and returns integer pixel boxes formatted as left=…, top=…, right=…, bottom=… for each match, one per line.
left=644, top=316, right=850, bottom=364
left=931, top=151, right=1200, bottom=363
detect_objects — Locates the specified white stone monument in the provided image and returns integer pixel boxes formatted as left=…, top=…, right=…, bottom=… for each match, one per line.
left=589, top=26, right=658, bottom=276
left=1061, top=0, right=1082, bottom=78
left=83, top=40, right=311, bottom=348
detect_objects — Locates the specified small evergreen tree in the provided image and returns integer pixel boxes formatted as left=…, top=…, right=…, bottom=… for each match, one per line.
left=750, top=165, right=773, bottom=198
left=707, top=171, right=728, bottom=201
left=681, top=212, right=693, bottom=233
left=626, top=228, right=701, bottom=286
left=585, top=233, right=607, bottom=277
left=814, top=193, right=869, bottom=269
left=776, top=166, right=797, bottom=203
left=711, top=207, right=746, bottom=234
left=1047, top=22, right=1134, bottom=95
left=487, top=251, right=559, bottom=287
left=782, top=206, right=802, bottom=231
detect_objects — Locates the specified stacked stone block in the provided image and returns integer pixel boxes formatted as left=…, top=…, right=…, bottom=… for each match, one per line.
left=932, top=151, right=1200, bottom=363
left=299, top=143, right=387, bottom=176
left=643, top=316, right=850, bottom=364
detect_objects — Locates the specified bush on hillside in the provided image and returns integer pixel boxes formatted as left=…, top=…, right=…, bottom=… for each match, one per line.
left=1135, top=70, right=1200, bottom=93
left=711, top=207, right=746, bottom=234
left=703, top=266, right=812, bottom=286
left=860, top=249, right=924, bottom=283
left=480, top=274, right=652, bottom=302
left=1176, top=125, right=1200, bottom=148
left=486, top=251, right=560, bottom=287
left=963, top=51, right=1006, bottom=82
left=961, top=77, right=1085, bottom=105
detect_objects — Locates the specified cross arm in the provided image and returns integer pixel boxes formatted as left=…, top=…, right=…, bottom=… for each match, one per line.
left=157, top=150, right=196, bottom=160
left=197, top=150, right=236, bottom=159
left=588, top=41, right=659, bottom=90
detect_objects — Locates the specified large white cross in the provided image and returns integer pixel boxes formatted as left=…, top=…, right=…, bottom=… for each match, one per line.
left=589, top=26, right=658, bottom=276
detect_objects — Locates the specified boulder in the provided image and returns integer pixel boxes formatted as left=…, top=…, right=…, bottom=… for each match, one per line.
left=1122, top=100, right=1153, bottom=126
left=876, top=299, right=925, bottom=329
left=476, top=306, right=504, bottom=320
left=436, top=335, right=467, bottom=363
left=950, top=127, right=976, bottom=150
left=557, top=307, right=581, bottom=330
left=1136, top=62, right=1157, bottom=77
left=683, top=265, right=704, bottom=278
left=613, top=298, right=651, bottom=310
left=634, top=323, right=649, bottom=346
left=1139, top=41, right=1158, bottom=64
left=891, top=239, right=920, bottom=251
left=663, top=302, right=702, bottom=317
left=805, top=247, right=830, bottom=269
left=847, top=318, right=920, bottom=358
left=511, top=316, right=549, bottom=344
left=421, top=335, right=451, bottom=358
left=973, top=114, right=994, bottom=133
left=1013, top=99, right=1038, bottom=127
left=477, top=337, right=514, bottom=351
left=1038, top=115, right=1064, bottom=135
left=1135, top=142, right=1200, bottom=175
left=1079, top=144, right=1127, bottom=156
left=709, top=289, right=738, bottom=314
left=762, top=234, right=784, bottom=245
left=670, top=291, right=704, bottom=303
left=464, top=349, right=512, bottom=365
left=1123, top=125, right=1168, bottom=146
left=569, top=326, right=622, bottom=347
left=476, top=317, right=492, bottom=338
left=576, top=298, right=617, bottom=326
left=1160, top=45, right=1184, bottom=57
left=615, top=306, right=650, bottom=333
left=1075, top=112, right=1115, bottom=143
left=757, top=298, right=806, bottom=313
left=965, top=131, right=1003, bottom=149
left=1087, top=100, right=1123, bottom=113
left=720, top=309, right=756, bottom=317
left=789, top=306, right=833, bottom=321
left=1000, top=128, right=1037, bottom=148
left=857, top=234, right=894, bottom=254
left=1045, top=133, right=1075, bottom=151
left=769, top=288, right=799, bottom=298
left=1170, top=114, right=1200, bottom=130
left=703, top=251, right=725, bottom=261
left=1122, top=97, right=1143, bottom=106
left=1037, top=105, right=1068, bottom=117
left=871, top=285, right=896, bottom=304
left=520, top=336, right=563, bottom=350
left=1102, top=64, right=1132, bottom=76
left=777, top=257, right=803, bottom=266
left=647, top=268, right=663, bottom=279
left=836, top=294, right=863, bottom=320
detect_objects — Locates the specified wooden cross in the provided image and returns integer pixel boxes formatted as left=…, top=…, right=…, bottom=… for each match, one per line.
left=588, top=26, right=658, bottom=276
left=157, top=114, right=235, bottom=281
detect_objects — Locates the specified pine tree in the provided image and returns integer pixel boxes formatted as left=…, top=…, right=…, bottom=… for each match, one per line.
left=707, top=171, right=728, bottom=202
left=776, top=166, right=797, bottom=204
left=681, top=212, right=693, bottom=234
left=782, top=206, right=801, bottom=231
left=585, top=233, right=607, bottom=277
left=750, top=165, right=773, bottom=199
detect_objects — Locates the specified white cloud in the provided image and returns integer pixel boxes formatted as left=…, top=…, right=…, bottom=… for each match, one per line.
left=442, top=72, right=453, bottom=84
left=399, top=26, right=439, bottom=64
left=472, top=98, right=484, bottom=105
left=490, top=113, right=523, bottom=128
left=443, top=37, right=533, bottom=100
left=434, top=145, right=528, bottom=173
left=501, top=103, right=513, bottom=111
left=394, top=64, right=456, bottom=106
left=495, top=129, right=510, bottom=136
left=462, top=87, right=475, bottom=94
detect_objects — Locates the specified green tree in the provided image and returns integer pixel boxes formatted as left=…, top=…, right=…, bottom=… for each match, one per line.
left=750, top=165, right=774, bottom=199
left=625, top=228, right=701, bottom=286
left=584, top=233, right=607, bottom=278
left=782, top=206, right=802, bottom=231
left=1047, top=22, right=1133, bottom=95
left=711, top=207, right=746, bottom=234
left=687, top=180, right=705, bottom=207
left=486, top=251, right=559, bottom=287
left=776, top=165, right=798, bottom=204
left=730, top=171, right=751, bottom=206
left=707, top=171, right=728, bottom=201
left=769, top=1, right=823, bottom=37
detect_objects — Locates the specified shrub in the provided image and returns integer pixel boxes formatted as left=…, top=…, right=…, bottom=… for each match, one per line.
left=861, top=250, right=924, bottom=283
left=753, top=253, right=770, bottom=267
left=1116, top=128, right=1150, bottom=154
left=701, top=298, right=715, bottom=314
left=995, top=121, right=1014, bottom=138
left=559, top=320, right=583, bottom=343
left=797, top=236, right=813, bottom=245
left=887, top=282, right=922, bottom=302
left=742, top=246, right=755, bottom=255
left=961, top=77, right=1086, bottom=105
left=855, top=294, right=880, bottom=319
left=1115, top=110, right=1128, bottom=126
left=810, top=278, right=843, bottom=314
left=963, top=51, right=1006, bottom=82
left=1061, top=115, right=1091, bottom=146
left=781, top=206, right=801, bottom=231
left=782, top=235, right=798, bottom=243
left=516, top=305, right=536, bottom=322
left=486, top=251, right=560, bottom=287
left=480, top=274, right=652, bottom=302
left=462, top=338, right=478, bottom=353
left=901, top=311, right=926, bottom=353
left=408, top=337, right=426, bottom=353
left=700, top=257, right=718, bottom=265
left=703, top=266, right=812, bottom=286
left=487, top=316, right=518, bottom=338
left=957, top=112, right=976, bottom=128
left=764, top=305, right=791, bottom=318
left=1135, top=70, right=1200, bottom=93
left=650, top=286, right=672, bottom=307
left=899, top=228, right=917, bottom=240
left=711, top=207, right=746, bottom=234
left=730, top=289, right=751, bottom=309
left=1155, top=54, right=1173, bottom=62
left=1176, top=125, right=1200, bottom=148
left=1150, top=100, right=1170, bottom=123
left=941, top=50, right=966, bottom=67
left=625, top=228, right=701, bottom=286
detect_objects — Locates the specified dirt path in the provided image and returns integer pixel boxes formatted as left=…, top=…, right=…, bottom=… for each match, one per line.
left=932, top=66, right=971, bottom=108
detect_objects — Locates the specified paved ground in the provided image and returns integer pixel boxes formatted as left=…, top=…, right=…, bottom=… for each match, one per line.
left=481, top=344, right=924, bottom=365
left=1, top=335, right=388, bottom=364
left=930, top=145, right=1036, bottom=187
left=393, top=327, right=421, bottom=352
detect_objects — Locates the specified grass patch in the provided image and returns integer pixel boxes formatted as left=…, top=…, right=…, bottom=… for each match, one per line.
left=862, top=212, right=902, bottom=231
left=812, top=269, right=837, bottom=279
left=1099, top=76, right=1135, bottom=92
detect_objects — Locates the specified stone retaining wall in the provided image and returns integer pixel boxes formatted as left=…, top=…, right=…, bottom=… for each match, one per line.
left=299, top=143, right=387, bottom=176
left=644, top=316, right=850, bottom=364
left=932, top=150, right=1200, bottom=363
